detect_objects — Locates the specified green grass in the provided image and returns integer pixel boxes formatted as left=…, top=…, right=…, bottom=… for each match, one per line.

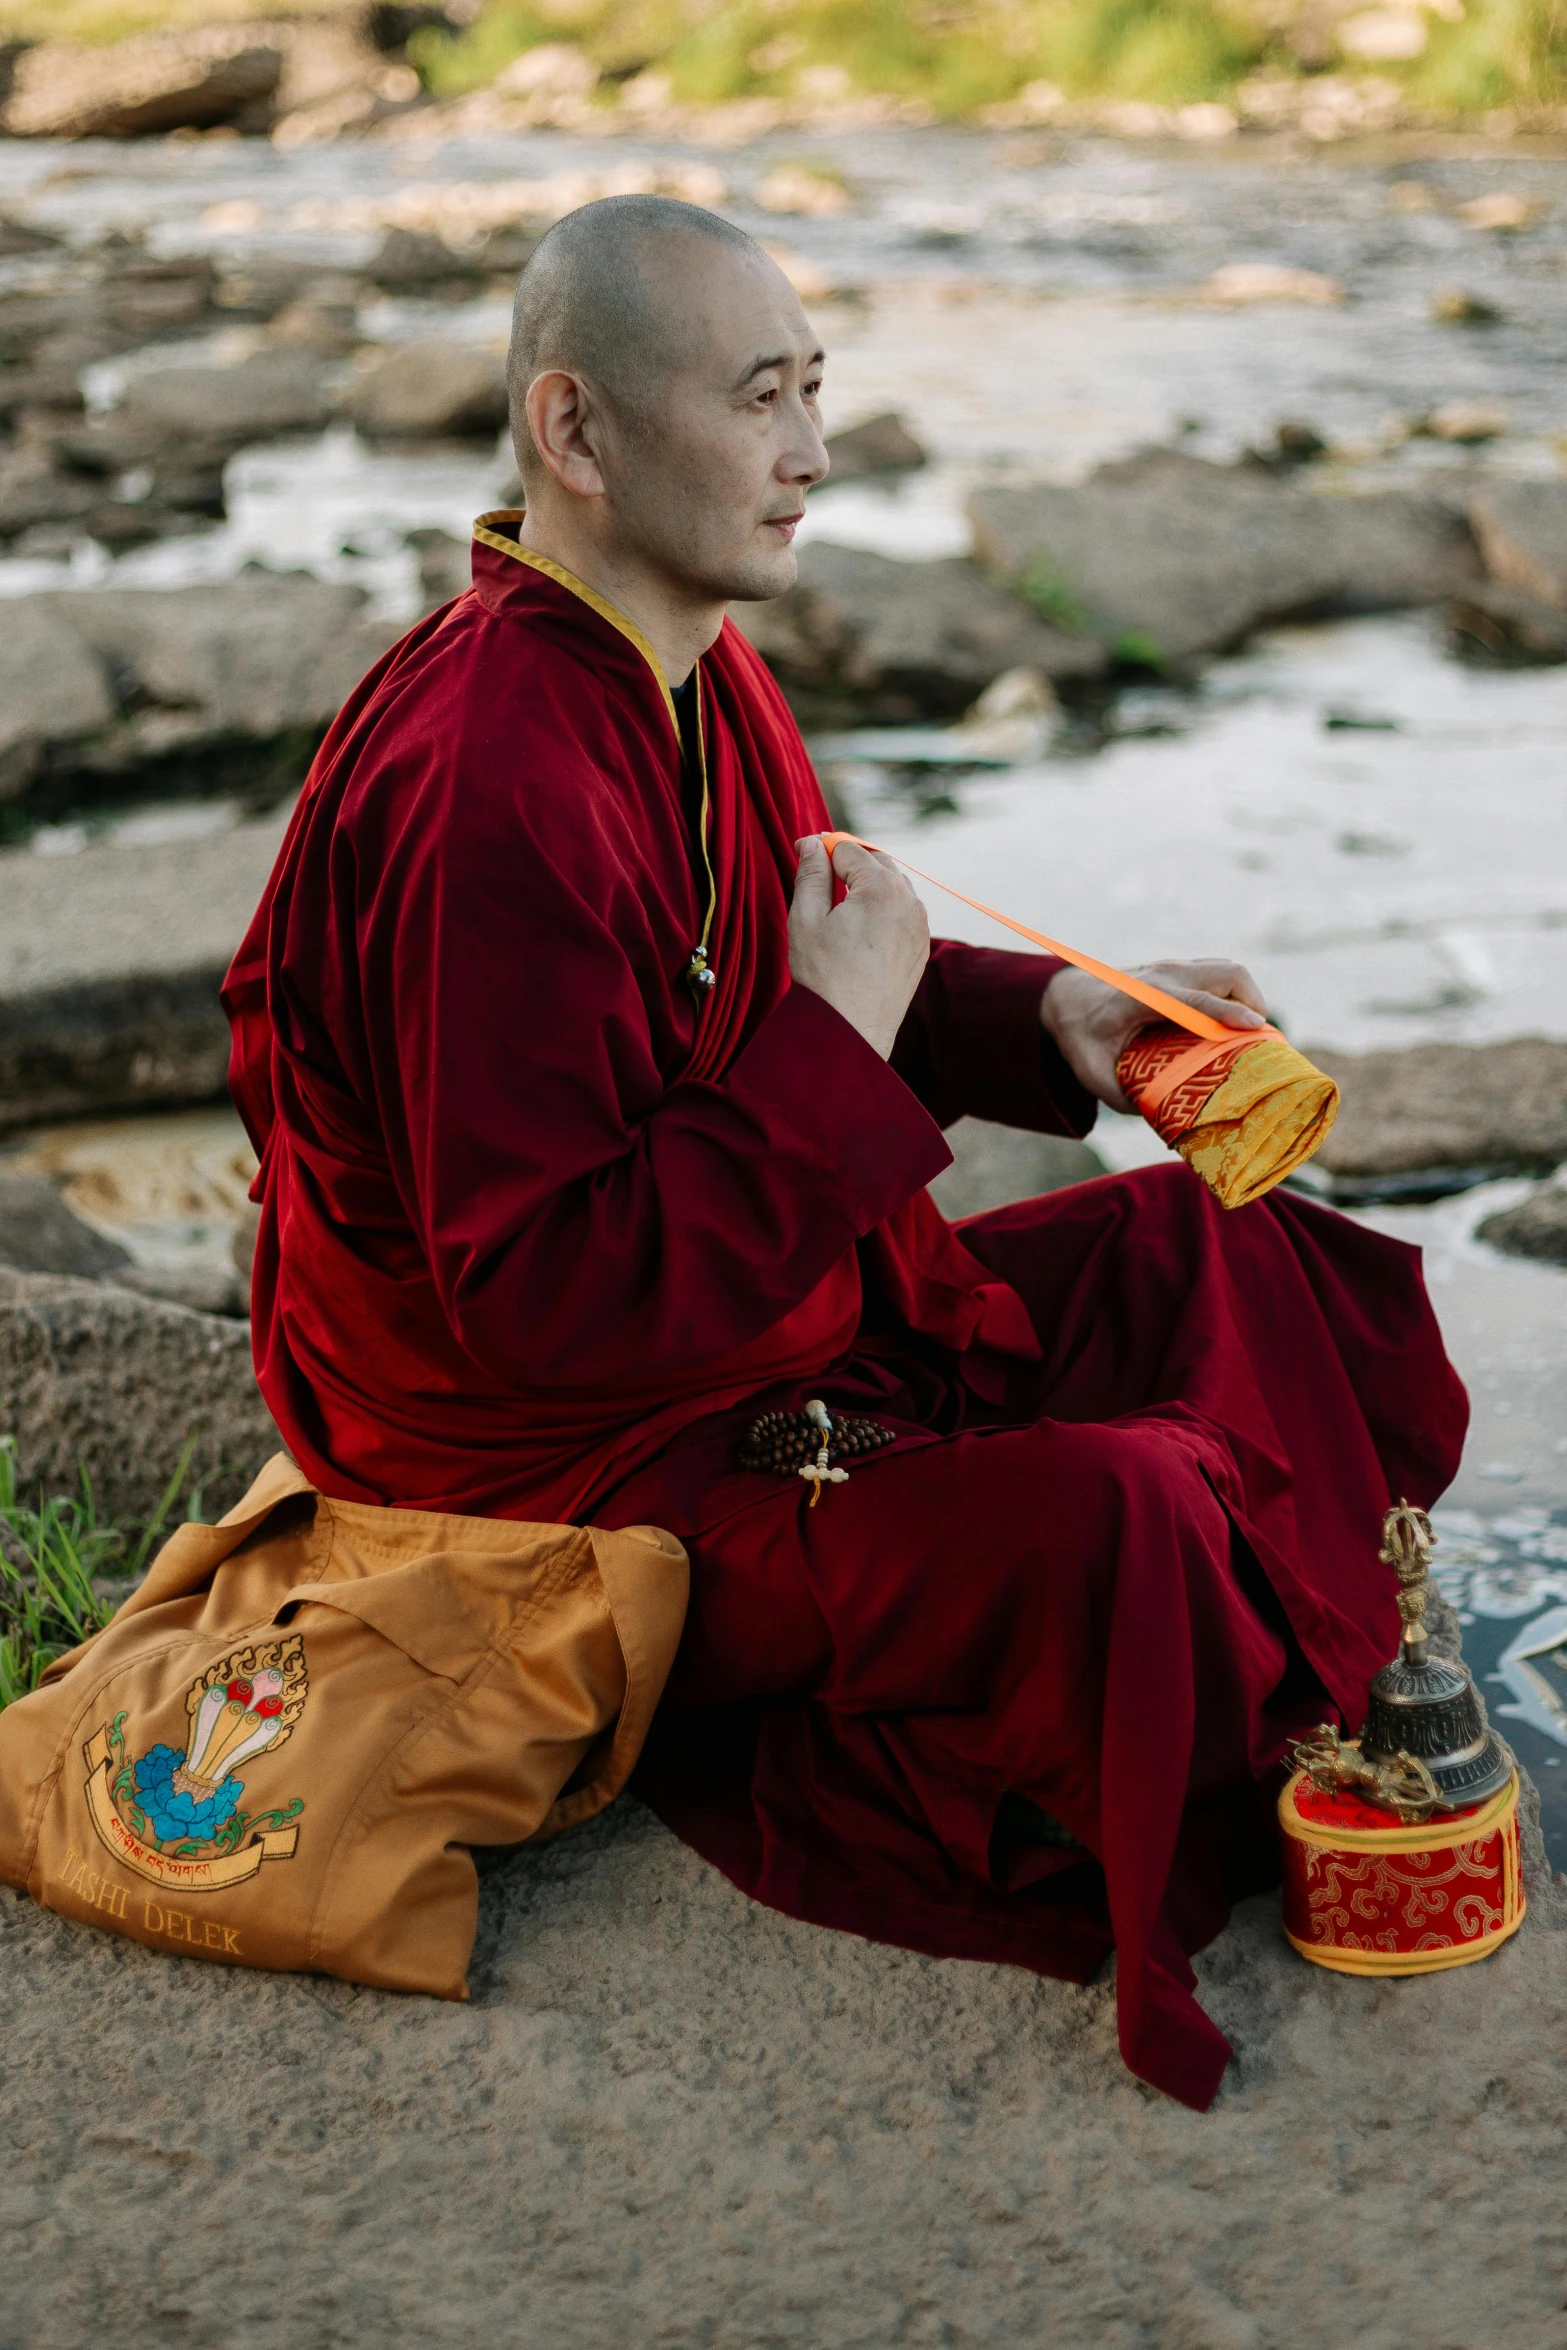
left=0, top=1437, right=196, bottom=1711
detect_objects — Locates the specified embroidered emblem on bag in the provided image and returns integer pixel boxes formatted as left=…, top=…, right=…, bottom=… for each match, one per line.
left=80, top=1634, right=308, bottom=1892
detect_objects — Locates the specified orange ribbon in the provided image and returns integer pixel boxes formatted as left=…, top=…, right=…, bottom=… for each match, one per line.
left=817, top=833, right=1244, bottom=1044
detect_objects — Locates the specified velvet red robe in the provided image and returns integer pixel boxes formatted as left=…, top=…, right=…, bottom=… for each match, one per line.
left=225, top=517, right=1468, bottom=2109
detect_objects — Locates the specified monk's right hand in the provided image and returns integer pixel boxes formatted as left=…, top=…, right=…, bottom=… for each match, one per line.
left=789, top=836, right=930, bottom=1059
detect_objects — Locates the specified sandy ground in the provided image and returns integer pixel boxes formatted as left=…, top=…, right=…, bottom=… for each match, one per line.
left=3, top=1785, right=1565, bottom=2350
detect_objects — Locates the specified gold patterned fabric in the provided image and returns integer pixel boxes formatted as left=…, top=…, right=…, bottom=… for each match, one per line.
left=1116, top=1023, right=1340, bottom=1211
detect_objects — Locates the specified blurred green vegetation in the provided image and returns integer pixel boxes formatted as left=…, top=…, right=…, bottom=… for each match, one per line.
left=405, top=0, right=1270, bottom=111
left=6, top=0, right=1567, bottom=120
left=0, top=0, right=326, bottom=40
left=1409, top=0, right=1567, bottom=112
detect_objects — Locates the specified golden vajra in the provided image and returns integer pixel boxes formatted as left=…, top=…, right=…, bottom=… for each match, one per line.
left=1291, top=1723, right=1440, bottom=1824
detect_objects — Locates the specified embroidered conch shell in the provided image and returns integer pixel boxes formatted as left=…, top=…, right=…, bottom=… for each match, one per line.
left=171, top=1636, right=307, bottom=1800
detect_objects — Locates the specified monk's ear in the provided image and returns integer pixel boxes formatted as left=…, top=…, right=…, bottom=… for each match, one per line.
left=525, top=369, right=607, bottom=501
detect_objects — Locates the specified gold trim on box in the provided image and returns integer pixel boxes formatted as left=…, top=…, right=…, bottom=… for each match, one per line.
left=1278, top=1768, right=1518, bottom=1855
left=1282, top=1770, right=1524, bottom=1979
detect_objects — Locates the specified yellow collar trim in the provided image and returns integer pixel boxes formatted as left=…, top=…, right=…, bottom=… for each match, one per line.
left=472, top=510, right=677, bottom=728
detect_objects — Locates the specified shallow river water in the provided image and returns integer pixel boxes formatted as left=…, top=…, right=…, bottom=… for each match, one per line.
left=2, top=118, right=1566, bottom=1849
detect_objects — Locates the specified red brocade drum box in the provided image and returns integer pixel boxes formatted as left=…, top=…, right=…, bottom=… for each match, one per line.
left=1278, top=1501, right=1526, bottom=1978
left=1279, top=1769, right=1524, bottom=1976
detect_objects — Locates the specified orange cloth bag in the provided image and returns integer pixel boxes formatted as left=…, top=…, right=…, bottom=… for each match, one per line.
left=820, top=833, right=1339, bottom=1210
left=0, top=1454, right=687, bottom=1996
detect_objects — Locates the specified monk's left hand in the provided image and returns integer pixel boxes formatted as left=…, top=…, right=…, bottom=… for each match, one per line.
left=1041, top=960, right=1267, bottom=1115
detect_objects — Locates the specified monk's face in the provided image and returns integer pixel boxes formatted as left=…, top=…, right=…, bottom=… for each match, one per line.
left=600, top=239, right=829, bottom=605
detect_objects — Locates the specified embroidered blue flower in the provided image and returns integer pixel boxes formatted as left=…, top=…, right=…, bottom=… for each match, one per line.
left=133, top=1743, right=242, bottom=1847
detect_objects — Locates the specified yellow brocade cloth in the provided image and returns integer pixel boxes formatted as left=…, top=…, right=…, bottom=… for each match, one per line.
left=1116, top=1023, right=1340, bottom=1210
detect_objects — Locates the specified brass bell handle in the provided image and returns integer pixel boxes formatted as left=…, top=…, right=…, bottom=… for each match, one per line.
left=1379, top=1498, right=1434, bottom=1664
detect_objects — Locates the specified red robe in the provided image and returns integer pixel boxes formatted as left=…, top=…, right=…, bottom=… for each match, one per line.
left=225, top=518, right=1468, bottom=2108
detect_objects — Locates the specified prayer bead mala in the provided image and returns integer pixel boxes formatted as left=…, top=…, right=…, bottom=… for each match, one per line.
left=738, top=1398, right=896, bottom=1505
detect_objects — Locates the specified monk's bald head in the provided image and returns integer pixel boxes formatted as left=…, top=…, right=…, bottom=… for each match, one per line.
left=507, top=193, right=826, bottom=616
left=507, top=196, right=764, bottom=480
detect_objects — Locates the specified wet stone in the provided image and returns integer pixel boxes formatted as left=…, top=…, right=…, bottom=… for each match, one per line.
left=736, top=540, right=1106, bottom=719
left=1309, top=1038, right=1567, bottom=1188
left=348, top=339, right=510, bottom=441
left=0, top=574, right=398, bottom=815
left=108, top=351, right=339, bottom=454
left=1444, top=583, right=1567, bottom=666
left=407, top=525, right=471, bottom=613
left=0, top=448, right=99, bottom=544
left=0, top=1174, right=131, bottom=1283
left=1469, top=477, right=1567, bottom=611
left=0, top=28, right=282, bottom=140
left=968, top=449, right=1482, bottom=668
left=1477, top=1186, right=1567, bottom=1267
left=0, top=215, right=63, bottom=258
left=368, top=227, right=485, bottom=294
left=820, top=411, right=929, bottom=481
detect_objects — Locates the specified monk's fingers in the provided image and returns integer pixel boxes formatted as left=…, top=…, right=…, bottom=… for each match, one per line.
left=829, top=839, right=919, bottom=903
left=791, top=835, right=835, bottom=923
left=1179, top=988, right=1266, bottom=1031
left=1142, top=958, right=1268, bottom=1022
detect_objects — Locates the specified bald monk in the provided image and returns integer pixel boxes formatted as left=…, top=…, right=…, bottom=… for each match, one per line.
left=225, top=196, right=1466, bottom=2107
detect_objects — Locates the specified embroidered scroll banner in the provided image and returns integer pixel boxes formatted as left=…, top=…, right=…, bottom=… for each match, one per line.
left=817, top=833, right=1339, bottom=1211
left=81, top=1722, right=300, bottom=1890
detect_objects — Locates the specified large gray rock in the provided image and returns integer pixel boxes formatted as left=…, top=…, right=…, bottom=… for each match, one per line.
left=1478, top=1184, right=1567, bottom=1266
left=822, top=410, right=928, bottom=481
left=736, top=541, right=1106, bottom=718
left=368, top=228, right=485, bottom=293
left=1469, top=477, right=1567, bottom=609
left=0, top=214, right=62, bottom=258
left=1310, top=1037, right=1567, bottom=1181
left=407, top=524, right=472, bottom=613
left=0, top=1268, right=277, bottom=1524
left=0, top=599, right=115, bottom=801
left=98, top=245, right=221, bottom=342
left=105, top=350, right=338, bottom=454
left=0, top=244, right=220, bottom=379
left=0, top=574, right=398, bottom=806
left=968, top=450, right=1483, bottom=668
left=0, top=801, right=291, bottom=1131
left=1444, top=582, right=1567, bottom=666
left=349, top=340, right=510, bottom=441
left=0, top=28, right=282, bottom=139
left=929, top=1121, right=1106, bottom=1221
left=0, top=966, right=235, bottom=1134
left=0, top=287, right=105, bottom=366
left=0, top=447, right=100, bottom=545
left=0, top=1175, right=130, bottom=1281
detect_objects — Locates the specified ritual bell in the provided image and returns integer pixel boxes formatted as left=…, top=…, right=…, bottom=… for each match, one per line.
left=1357, top=1500, right=1513, bottom=1810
